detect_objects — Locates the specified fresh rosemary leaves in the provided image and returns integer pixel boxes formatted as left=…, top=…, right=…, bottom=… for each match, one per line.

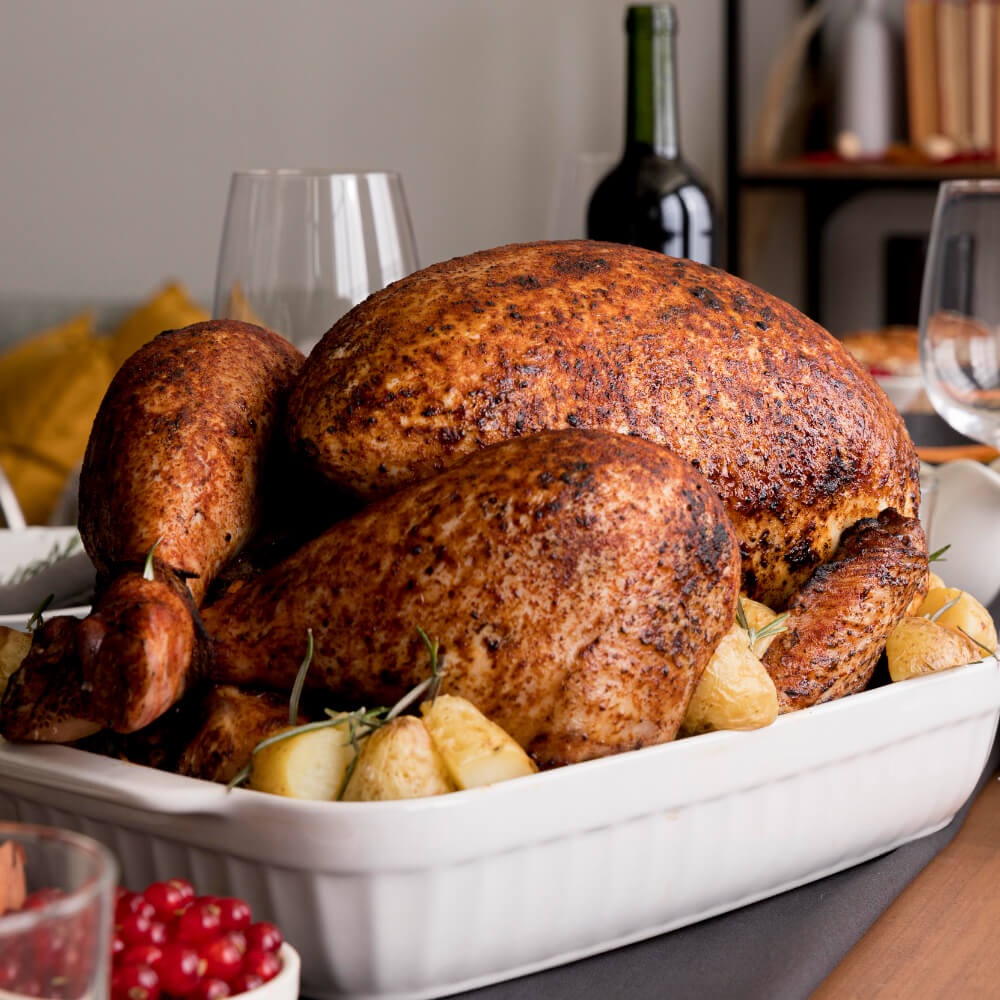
left=227, top=626, right=445, bottom=796
left=735, top=597, right=789, bottom=653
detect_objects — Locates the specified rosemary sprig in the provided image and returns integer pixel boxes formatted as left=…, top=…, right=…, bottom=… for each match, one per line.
left=735, top=597, right=789, bottom=653
left=26, top=593, right=54, bottom=631
left=227, top=626, right=445, bottom=794
left=928, top=544, right=951, bottom=564
left=288, top=629, right=314, bottom=725
left=142, top=538, right=163, bottom=582
left=927, top=595, right=962, bottom=622
left=957, top=626, right=997, bottom=658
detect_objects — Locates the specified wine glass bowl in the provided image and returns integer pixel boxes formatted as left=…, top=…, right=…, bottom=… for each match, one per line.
left=213, top=169, right=419, bottom=356
left=919, top=179, right=1000, bottom=449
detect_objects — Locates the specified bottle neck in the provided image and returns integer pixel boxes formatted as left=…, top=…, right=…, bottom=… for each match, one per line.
left=624, top=5, right=680, bottom=160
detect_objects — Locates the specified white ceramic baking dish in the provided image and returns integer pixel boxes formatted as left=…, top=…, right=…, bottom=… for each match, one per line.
left=0, top=658, right=997, bottom=999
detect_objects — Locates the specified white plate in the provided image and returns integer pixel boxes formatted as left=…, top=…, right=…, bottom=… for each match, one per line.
left=1, top=659, right=997, bottom=999
left=926, top=459, right=1000, bottom=606
left=0, top=527, right=93, bottom=620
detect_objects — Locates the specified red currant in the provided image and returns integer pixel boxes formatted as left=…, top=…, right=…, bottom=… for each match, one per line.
left=227, top=971, right=264, bottom=994
left=216, top=897, right=252, bottom=932
left=120, top=913, right=162, bottom=947
left=154, top=941, right=204, bottom=996
left=245, top=921, right=282, bottom=953
left=22, top=887, right=65, bottom=910
left=241, top=948, right=282, bottom=984
left=116, top=891, right=156, bottom=923
left=143, top=881, right=188, bottom=920
left=120, top=943, right=164, bottom=968
left=188, top=976, right=232, bottom=999
left=199, top=935, right=243, bottom=982
left=111, top=962, right=160, bottom=1000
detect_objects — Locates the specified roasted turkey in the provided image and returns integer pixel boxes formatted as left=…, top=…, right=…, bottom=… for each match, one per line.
left=288, top=240, right=920, bottom=609
left=0, top=240, right=929, bottom=767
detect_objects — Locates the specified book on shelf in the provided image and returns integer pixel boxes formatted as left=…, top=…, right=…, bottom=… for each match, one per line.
left=904, top=0, right=999, bottom=159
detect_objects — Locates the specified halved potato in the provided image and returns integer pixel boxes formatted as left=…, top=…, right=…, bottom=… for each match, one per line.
left=0, top=627, right=31, bottom=700
left=421, top=695, right=537, bottom=790
left=681, top=624, right=778, bottom=736
left=249, top=722, right=357, bottom=800
left=341, top=715, right=455, bottom=801
left=886, top=616, right=985, bottom=682
left=916, top=587, right=997, bottom=652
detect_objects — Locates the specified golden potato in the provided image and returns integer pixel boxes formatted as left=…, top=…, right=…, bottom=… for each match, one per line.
left=341, top=716, right=454, bottom=801
left=681, top=624, right=779, bottom=736
left=886, top=616, right=985, bottom=682
left=421, top=695, right=538, bottom=789
left=927, top=570, right=946, bottom=591
left=916, top=587, right=997, bottom=652
left=0, top=627, right=31, bottom=700
left=738, top=597, right=783, bottom=657
left=249, top=722, right=357, bottom=800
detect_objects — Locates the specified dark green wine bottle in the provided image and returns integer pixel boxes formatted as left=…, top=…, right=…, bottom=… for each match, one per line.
left=587, top=4, right=716, bottom=265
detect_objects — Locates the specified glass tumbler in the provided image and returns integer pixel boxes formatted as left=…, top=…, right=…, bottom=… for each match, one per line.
left=0, top=823, right=117, bottom=999
left=213, top=168, right=419, bottom=356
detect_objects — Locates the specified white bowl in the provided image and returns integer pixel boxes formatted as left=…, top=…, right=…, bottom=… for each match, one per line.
left=926, top=459, right=1000, bottom=606
left=248, top=944, right=300, bottom=1000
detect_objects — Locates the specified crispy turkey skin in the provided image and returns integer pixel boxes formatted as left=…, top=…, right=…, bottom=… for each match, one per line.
left=202, top=430, right=741, bottom=767
left=288, top=240, right=920, bottom=609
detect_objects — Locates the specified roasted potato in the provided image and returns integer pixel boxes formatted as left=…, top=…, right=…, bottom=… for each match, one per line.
left=249, top=722, right=357, bottom=800
left=341, top=715, right=454, bottom=801
left=927, top=570, right=946, bottom=591
left=886, top=616, right=985, bottom=682
left=738, top=596, right=783, bottom=657
left=681, top=624, right=778, bottom=736
left=916, top=587, right=997, bottom=652
left=421, top=695, right=537, bottom=789
left=0, top=627, right=31, bottom=700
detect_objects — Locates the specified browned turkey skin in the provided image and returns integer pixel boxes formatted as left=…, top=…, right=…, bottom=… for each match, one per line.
left=287, top=240, right=920, bottom=610
left=201, top=429, right=742, bottom=767
left=0, top=321, right=304, bottom=740
left=764, top=509, right=929, bottom=712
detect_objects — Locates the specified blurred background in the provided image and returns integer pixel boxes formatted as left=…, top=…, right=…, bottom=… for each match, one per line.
left=2, top=0, right=997, bottom=522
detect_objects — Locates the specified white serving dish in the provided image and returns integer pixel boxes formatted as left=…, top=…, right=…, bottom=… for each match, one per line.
left=0, top=659, right=997, bottom=999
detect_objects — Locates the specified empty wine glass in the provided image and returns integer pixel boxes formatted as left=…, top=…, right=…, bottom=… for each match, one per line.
left=213, top=169, right=419, bottom=356
left=919, top=180, right=1000, bottom=449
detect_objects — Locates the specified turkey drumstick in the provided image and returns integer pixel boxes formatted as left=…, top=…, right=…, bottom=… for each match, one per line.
left=0, top=321, right=303, bottom=739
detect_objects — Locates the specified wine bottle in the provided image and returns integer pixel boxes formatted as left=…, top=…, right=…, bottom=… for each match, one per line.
left=587, top=4, right=716, bottom=265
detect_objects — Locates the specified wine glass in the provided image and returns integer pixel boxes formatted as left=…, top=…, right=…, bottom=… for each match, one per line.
left=919, top=179, right=1000, bottom=449
left=213, top=169, right=419, bottom=356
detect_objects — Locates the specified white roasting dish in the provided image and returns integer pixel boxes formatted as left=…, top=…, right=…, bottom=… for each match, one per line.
left=0, top=657, right=998, bottom=999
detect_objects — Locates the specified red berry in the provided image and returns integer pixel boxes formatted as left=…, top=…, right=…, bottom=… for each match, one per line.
left=245, top=922, right=282, bottom=953
left=168, top=878, right=197, bottom=904
left=222, top=930, right=247, bottom=956
left=116, top=892, right=156, bottom=923
left=176, top=901, right=223, bottom=945
left=227, top=971, right=264, bottom=995
left=112, top=934, right=127, bottom=960
left=120, top=943, right=164, bottom=969
left=143, top=881, right=188, bottom=920
left=199, top=936, right=243, bottom=982
left=154, top=942, right=204, bottom=996
left=22, top=886, right=64, bottom=910
left=241, top=948, right=281, bottom=984
left=216, top=897, right=252, bottom=932
left=0, top=953, right=21, bottom=989
left=111, top=962, right=160, bottom=1000
left=120, top=913, right=162, bottom=947
left=189, top=977, right=232, bottom=999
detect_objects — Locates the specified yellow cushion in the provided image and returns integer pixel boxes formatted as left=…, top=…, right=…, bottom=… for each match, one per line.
left=0, top=313, right=113, bottom=523
left=108, top=281, right=208, bottom=370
